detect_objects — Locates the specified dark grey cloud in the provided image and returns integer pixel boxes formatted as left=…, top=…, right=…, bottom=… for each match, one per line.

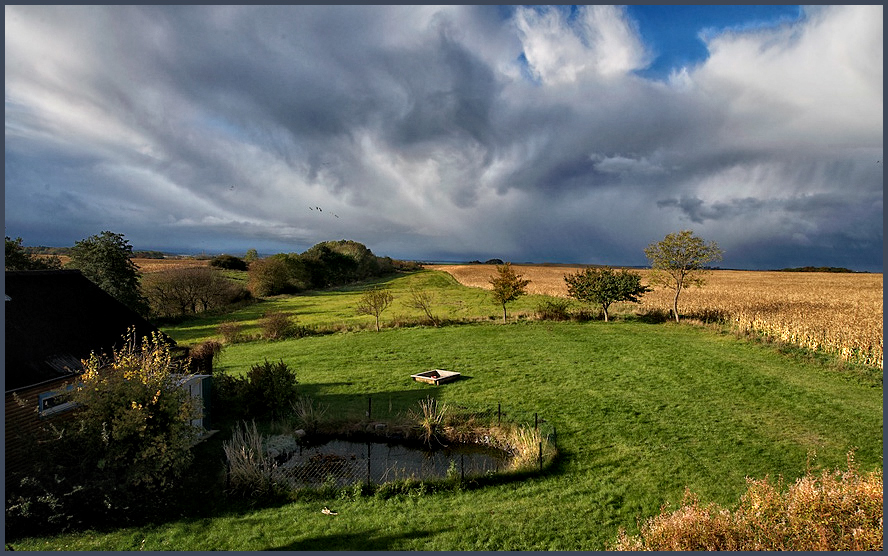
left=4, top=5, right=883, bottom=271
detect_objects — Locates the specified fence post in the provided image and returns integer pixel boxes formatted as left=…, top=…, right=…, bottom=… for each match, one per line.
left=538, top=441, right=543, bottom=471
left=367, top=442, right=371, bottom=485
left=367, top=396, right=372, bottom=420
left=534, top=412, right=538, bottom=430
left=497, top=403, right=501, bottom=424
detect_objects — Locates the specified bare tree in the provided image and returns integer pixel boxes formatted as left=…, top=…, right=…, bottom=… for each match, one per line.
left=356, top=286, right=394, bottom=332
left=406, top=286, right=440, bottom=327
left=143, top=267, right=246, bottom=318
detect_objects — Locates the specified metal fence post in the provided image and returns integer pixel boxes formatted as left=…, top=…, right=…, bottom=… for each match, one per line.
left=497, top=403, right=501, bottom=424
left=366, top=441, right=371, bottom=485
left=538, top=441, right=543, bottom=471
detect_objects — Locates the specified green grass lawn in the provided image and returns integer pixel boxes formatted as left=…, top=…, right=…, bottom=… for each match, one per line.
left=11, top=271, right=882, bottom=551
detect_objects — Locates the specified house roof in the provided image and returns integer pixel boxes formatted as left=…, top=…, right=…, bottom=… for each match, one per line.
left=4, top=270, right=173, bottom=393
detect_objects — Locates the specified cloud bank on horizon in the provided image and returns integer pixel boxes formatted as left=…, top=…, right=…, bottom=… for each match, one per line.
left=4, top=5, right=883, bottom=270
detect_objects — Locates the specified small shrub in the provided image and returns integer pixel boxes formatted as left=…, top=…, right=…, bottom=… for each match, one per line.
left=210, top=371, right=250, bottom=421
left=217, top=321, right=244, bottom=344
left=535, top=299, right=572, bottom=321
left=189, top=340, right=224, bottom=373
left=245, top=359, right=299, bottom=421
left=260, top=311, right=297, bottom=340
left=635, top=307, right=670, bottom=324
left=570, top=308, right=598, bottom=322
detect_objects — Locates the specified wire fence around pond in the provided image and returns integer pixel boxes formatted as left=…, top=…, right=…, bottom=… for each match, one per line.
left=225, top=398, right=558, bottom=493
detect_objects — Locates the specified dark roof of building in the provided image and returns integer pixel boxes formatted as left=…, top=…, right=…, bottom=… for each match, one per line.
left=4, top=270, right=173, bottom=392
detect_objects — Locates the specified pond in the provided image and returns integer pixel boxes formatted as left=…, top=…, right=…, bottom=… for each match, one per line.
left=272, top=437, right=511, bottom=488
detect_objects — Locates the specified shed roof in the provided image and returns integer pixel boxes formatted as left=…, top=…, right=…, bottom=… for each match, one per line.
left=4, top=270, right=173, bottom=392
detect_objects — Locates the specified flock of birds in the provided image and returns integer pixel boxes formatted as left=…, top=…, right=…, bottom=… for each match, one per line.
left=309, top=206, right=339, bottom=218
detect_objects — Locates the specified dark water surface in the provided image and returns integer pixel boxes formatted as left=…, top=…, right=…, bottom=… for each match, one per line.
left=277, top=438, right=510, bottom=487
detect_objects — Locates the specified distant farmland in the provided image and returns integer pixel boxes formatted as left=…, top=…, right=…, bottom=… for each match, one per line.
left=427, top=264, right=884, bottom=369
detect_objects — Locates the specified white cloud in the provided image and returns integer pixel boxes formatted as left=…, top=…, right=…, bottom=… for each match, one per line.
left=513, top=5, right=649, bottom=84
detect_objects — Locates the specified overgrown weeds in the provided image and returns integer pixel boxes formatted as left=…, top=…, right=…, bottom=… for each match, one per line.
left=612, top=451, right=883, bottom=551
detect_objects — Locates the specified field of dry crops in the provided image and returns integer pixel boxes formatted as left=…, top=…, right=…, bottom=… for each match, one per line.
left=427, top=264, right=884, bottom=369
left=38, top=255, right=210, bottom=274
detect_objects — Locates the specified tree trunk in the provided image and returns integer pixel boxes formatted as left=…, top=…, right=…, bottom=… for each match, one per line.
left=672, top=283, right=682, bottom=322
left=601, top=303, right=609, bottom=322
left=502, top=304, right=507, bottom=324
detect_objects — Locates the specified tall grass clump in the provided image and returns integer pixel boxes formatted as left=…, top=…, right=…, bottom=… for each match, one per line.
left=612, top=452, right=882, bottom=551
left=222, top=421, right=281, bottom=498
left=291, top=395, right=329, bottom=434
left=409, top=396, right=449, bottom=444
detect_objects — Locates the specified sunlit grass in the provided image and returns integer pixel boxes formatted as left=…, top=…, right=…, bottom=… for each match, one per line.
left=11, top=271, right=882, bottom=551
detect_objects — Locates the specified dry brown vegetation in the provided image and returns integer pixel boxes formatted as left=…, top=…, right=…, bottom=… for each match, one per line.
left=427, top=264, right=884, bottom=369
left=612, top=453, right=882, bottom=551
left=35, top=255, right=210, bottom=274
left=133, top=258, right=210, bottom=273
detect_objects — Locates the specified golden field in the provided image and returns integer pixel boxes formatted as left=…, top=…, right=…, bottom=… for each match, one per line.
left=427, top=264, right=884, bottom=369
left=38, top=255, right=210, bottom=274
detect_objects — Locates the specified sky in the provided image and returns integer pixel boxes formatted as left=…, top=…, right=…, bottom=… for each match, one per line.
left=4, top=5, right=883, bottom=271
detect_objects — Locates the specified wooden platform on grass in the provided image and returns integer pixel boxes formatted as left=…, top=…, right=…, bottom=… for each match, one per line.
left=411, top=369, right=461, bottom=385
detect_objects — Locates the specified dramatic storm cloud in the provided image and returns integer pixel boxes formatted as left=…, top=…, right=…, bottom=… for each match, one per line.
left=5, top=5, right=883, bottom=270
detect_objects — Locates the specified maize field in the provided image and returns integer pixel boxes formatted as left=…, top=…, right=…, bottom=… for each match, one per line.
left=428, top=265, right=883, bottom=369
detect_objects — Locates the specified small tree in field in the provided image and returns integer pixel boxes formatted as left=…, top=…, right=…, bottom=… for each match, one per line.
left=644, top=230, right=723, bottom=322
left=489, top=263, right=530, bottom=323
left=564, top=267, right=650, bottom=322
left=356, top=285, right=393, bottom=331
left=407, top=286, right=440, bottom=327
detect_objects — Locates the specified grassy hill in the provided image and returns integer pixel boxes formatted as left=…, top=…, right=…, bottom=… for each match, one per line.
left=11, top=270, right=882, bottom=550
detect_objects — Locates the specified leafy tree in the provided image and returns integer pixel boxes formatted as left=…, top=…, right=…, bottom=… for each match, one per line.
left=489, top=263, right=530, bottom=323
left=4, top=236, right=62, bottom=270
left=66, top=231, right=149, bottom=315
left=243, top=248, right=259, bottom=265
left=209, top=254, right=248, bottom=271
left=644, top=230, right=723, bottom=322
left=247, top=256, right=293, bottom=296
left=356, top=285, right=394, bottom=331
left=564, top=266, right=650, bottom=322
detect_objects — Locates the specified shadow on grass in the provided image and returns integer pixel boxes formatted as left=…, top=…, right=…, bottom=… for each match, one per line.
left=269, top=527, right=444, bottom=551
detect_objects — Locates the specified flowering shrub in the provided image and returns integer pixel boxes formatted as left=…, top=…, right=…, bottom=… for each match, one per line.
left=70, top=329, right=201, bottom=489
left=5, top=329, right=201, bottom=536
left=612, top=453, right=882, bottom=551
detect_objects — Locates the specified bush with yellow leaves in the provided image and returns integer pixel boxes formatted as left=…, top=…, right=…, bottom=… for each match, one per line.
left=69, top=328, right=201, bottom=490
